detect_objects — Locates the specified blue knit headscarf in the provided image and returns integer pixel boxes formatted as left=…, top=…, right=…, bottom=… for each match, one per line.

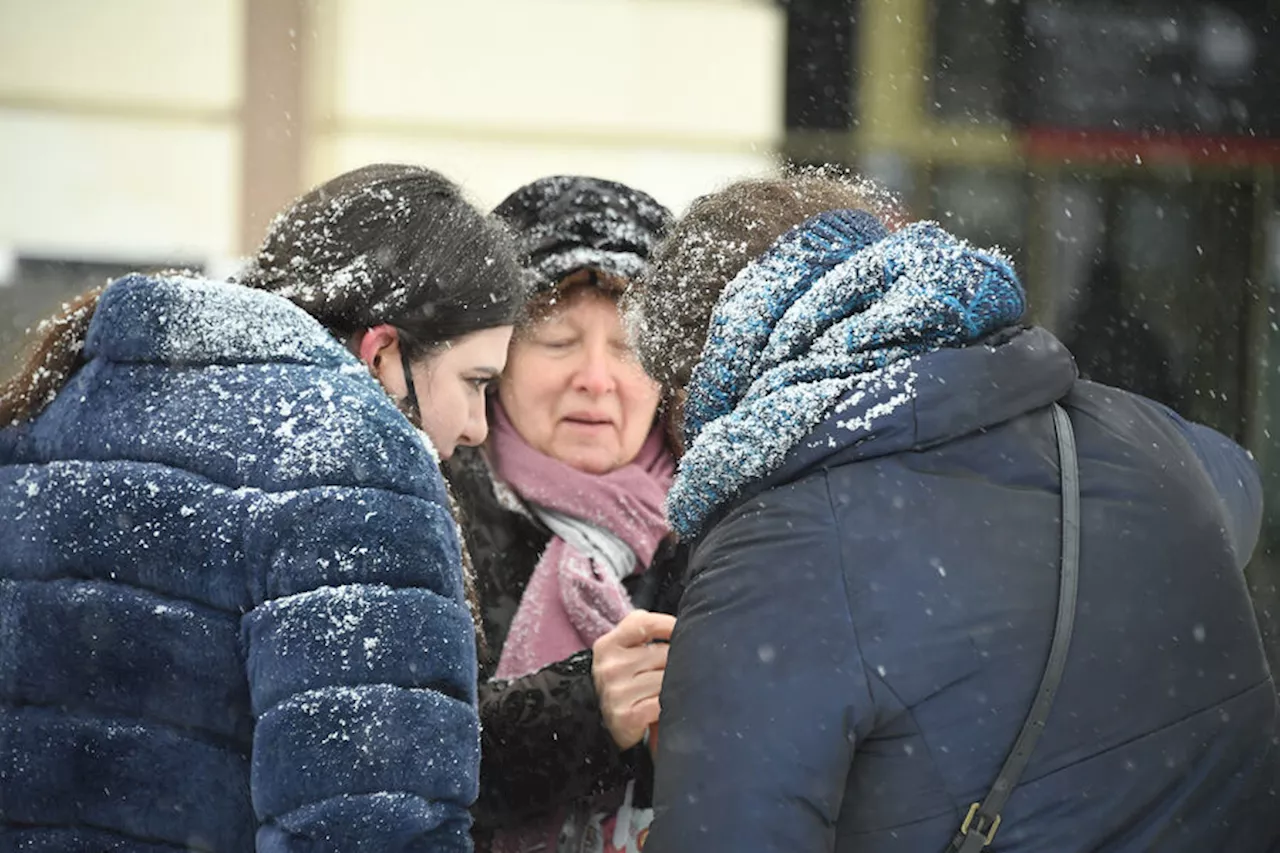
left=667, top=209, right=1027, bottom=538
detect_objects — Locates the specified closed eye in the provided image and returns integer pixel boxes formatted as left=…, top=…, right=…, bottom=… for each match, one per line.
left=610, top=339, right=638, bottom=359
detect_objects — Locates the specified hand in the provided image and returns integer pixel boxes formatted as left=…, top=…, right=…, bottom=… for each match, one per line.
left=592, top=610, right=676, bottom=750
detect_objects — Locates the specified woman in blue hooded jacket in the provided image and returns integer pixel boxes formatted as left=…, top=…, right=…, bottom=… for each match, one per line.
left=0, top=164, right=527, bottom=851
left=632, top=174, right=1280, bottom=852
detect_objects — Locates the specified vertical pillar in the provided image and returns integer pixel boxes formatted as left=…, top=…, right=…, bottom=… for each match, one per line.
left=854, top=0, right=929, bottom=207
left=856, top=0, right=927, bottom=152
left=239, top=0, right=309, bottom=254
left=1242, top=168, right=1275, bottom=453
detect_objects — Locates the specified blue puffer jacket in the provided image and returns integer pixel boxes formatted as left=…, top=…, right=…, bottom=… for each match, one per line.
left=0, top=275, right=480, bottom=851
left=649, top=213, right=1280, bottom=852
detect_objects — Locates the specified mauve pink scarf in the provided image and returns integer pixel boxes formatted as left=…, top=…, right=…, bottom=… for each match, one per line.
left=490, top=400, right=674, bottom=681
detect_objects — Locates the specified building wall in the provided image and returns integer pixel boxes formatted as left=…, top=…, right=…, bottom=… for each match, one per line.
left=0, top=0, right=243, bottom=263
left=0, top=0, right=782, bottom=274
left=308, top=0, right=780, bottom=215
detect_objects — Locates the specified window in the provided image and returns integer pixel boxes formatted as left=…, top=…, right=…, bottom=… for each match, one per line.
left=1046, top=175, right=1254, bottom=432
left=1, top=257, right=204, bottom=363
left=930, top=0, right=1020, bottom=125
left=1246, top=181, right=1280, bottom=672
left=929, top=166, right=1029, bottom=271
left=1020, top=0, right=1280, bottom=135
left=784, top=0, right=858, bottom=132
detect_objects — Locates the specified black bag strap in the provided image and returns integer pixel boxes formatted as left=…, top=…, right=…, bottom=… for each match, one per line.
left=948, top=403, right=1081, bottom=852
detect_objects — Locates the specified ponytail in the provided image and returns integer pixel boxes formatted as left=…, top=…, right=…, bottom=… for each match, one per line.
left=0, top=288, right=103, bottom=428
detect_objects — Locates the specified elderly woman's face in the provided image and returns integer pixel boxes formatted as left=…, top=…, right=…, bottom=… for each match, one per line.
left=499, top=288, right=661, bottom=474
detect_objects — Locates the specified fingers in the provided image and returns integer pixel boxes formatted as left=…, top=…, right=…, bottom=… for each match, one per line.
left=596, top=610, right=676, bottom=653
left=593, top=610, right=677, bottom=749
left=634, top=641, right=669, bottom=674
left=592, top=638, right=668, bottom=689
left=606, top=669, right=664, bottom=710
left=631, top=695, right=662, bottom=729
left=600, top=677, right=666, bottom=750
left=602, top=641, right=669, bottom=676
left=631, top=611, right=676, bottom=644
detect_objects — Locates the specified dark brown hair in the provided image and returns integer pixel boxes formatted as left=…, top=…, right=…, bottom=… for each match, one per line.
left=0, top=288, right=102, bottom=427
left=240, top=163, right=528, bottom=360
left=515, top=268, right=628, bottom=332
left=0, top=164, right=529, bottom=428
left=631, top=170, right=902, bottom=396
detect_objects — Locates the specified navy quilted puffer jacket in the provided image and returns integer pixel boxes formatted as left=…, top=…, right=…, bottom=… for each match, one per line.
left=1, top=274, right=479, bottom=851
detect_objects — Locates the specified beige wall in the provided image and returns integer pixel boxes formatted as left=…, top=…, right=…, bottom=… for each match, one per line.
left=309, top=0, right=781, bottom=212
left=0, top=0, right=242, bottom=262
left=0, top=0, right=782, bottom=270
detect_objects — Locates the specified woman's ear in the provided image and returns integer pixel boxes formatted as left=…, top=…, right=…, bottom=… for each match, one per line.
left=353, top=324, right=403, bottom=391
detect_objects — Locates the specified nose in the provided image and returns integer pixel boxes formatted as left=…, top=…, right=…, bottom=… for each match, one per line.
left=572, top=343, right=617, bottom=397
left=456, top=395, right=490, bottom=449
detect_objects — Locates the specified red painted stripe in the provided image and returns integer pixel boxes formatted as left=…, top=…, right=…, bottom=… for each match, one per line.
left=1023, top=127, right=1280, bottom=166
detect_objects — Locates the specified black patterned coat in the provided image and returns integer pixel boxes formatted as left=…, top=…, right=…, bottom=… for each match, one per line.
left=447, top=446, right=685, bottom=845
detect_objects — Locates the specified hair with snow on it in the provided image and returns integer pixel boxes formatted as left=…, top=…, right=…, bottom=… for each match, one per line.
left=516, top=268, right=629, bottom=333
left=241, top=163, right=529, bottom=360
left=664, top=208, right=1026, bottom=537
left=0, top=165, right=529, bottom=429
left=0, top=289, right=102, bottom=427
left=630, top=167, right=903, bottom=398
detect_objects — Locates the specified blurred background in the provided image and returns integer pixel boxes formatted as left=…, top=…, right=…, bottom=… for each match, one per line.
left=4, top=0, right=1280, bottom=649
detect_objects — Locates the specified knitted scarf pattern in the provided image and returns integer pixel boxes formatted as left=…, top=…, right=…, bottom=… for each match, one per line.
left=667, top=209, right=1027, bottom=538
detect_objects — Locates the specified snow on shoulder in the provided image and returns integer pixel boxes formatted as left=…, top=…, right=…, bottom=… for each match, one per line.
left=86, top=272, right=351, bottom=368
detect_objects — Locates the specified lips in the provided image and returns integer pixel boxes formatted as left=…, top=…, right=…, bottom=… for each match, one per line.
left=562, top=412, right=613, bottom=427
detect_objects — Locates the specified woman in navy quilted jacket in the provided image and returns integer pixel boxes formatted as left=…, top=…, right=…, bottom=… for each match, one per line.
left=632, top=173, right=1280, bottom=852
left=0, top=164, right=527, bottom=851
